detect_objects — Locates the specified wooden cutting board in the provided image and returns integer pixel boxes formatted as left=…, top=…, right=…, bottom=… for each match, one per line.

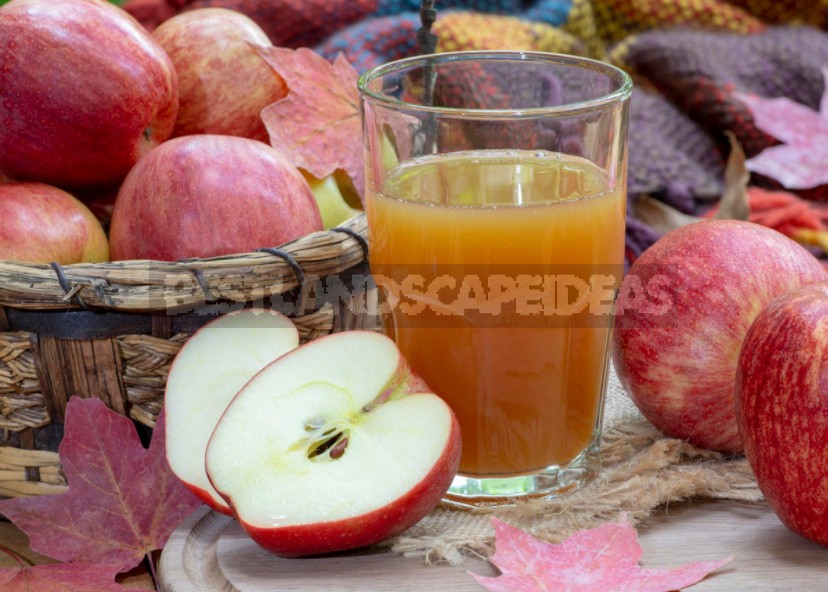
left=158, top=501, right=828, bottom=591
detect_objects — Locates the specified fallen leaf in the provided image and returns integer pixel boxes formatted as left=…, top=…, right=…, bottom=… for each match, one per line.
left=714, top=132, right=750, bottom=221
left=0, top=562, right=145, bottom=592
left=471, top=516, right=733, bottom=592
left=0, top=398, right=202, bottom=572
left=735, top=68, right=828, bottom=189
left=632, top=195, right=702, bottom=234
left=258, top=47, right=364, bottom=198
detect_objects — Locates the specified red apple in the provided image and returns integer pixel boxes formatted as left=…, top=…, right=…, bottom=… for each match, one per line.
left=736, top=282, right=828, bottom=546
left=152, top=8, right=286, bottom=142
left=165, top=309, right=299, bottom=515
left=613, top=220, right=827, bottom=453
left=0, top=182, right=109, bottom=264
left=0, top=0, right=178, bottom=188
left=205, top=331, right=462, bottom=557
left=108, top=135, right=323, bottom=261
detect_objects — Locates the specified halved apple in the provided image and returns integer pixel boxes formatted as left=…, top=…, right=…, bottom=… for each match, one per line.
left=205, top=331, right=461, bottom=557
left=165, top=309, right=299, bottom=515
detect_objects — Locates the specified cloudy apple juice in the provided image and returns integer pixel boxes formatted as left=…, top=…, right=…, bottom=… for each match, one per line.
left=367, top=150, right=626, bottom=478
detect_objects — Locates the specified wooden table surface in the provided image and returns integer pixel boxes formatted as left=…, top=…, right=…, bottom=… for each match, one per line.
left=159, top=500, right=828, bottom=591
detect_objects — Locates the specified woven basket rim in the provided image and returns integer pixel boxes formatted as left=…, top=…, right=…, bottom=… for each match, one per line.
left=0, top=213, right=367, bottom=314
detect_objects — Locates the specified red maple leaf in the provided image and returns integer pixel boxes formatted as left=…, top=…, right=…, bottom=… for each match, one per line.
left=471, top=516, right=733, bottom=592
left=735, top=68, right=828, bottom=190
left=0, top=556, right=145, bottom=592
left=258, top=47, right=364, bottom=198
left=0, top=397, right=202, bottom=572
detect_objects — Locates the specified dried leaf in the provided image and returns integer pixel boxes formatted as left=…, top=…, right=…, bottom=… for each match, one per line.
left=0, top=562, right=145, bottom=592
left=735, top=68, right=828, bottom=189
left=259, top=47, right=364, bottom=198
left=632, top=195, right=702, bottom=234
left=715, top=132, right=750, bottom=221
left=471, top=516, right=733, bottom=592
left=0, top=398, right=202, bottom=572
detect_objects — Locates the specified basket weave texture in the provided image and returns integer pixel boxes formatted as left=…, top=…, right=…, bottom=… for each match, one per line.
left=0, top=214, right=372, bottom=498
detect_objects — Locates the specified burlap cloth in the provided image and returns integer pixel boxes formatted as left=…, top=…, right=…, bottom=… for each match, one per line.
left=388, top=366, right=763, bottom=564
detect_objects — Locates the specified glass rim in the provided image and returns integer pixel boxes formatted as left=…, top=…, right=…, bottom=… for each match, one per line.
left=357, top=50, right=633, bottom=118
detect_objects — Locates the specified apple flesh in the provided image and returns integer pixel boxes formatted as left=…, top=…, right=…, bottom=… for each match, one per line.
left=736, top=282, right=828, bottom=546
left=613, top=220, right=827, bottom=453
left=0, top=183, right=109, bottom=264
left=108, top=135, right=323, bottom=261
left=165, top=309, right=299, bottom=515
left=152, top=8, right=287, bottom=142
left=205, top=331, right=461, bottom=557
left=0, top=0, right=178, bottom=188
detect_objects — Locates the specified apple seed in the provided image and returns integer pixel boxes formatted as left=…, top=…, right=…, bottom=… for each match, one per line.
left=307, top=429, right=351, bottom=462
left=328, top=436, right=349, bottom=460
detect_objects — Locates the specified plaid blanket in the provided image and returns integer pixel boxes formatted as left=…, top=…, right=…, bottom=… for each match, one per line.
left=125, top=0, right=828, bottom=262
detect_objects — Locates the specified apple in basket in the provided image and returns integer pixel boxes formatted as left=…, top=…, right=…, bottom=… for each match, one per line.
left=204, top=330, right=462, bottom=556
left=736, top=282, right=828, bottom=546
left=165, top=309, right=300, bottom=515
left=613, top=220, right=827, bottom=454
left=0, top=183, right=109, bottom=264
left=152, top=7, right=286, bottom=141
left=302, top=171, right=363, bottom=229
left=108, top=135, right=322, bottom=261
left=0, top=0, right=177, bottom=187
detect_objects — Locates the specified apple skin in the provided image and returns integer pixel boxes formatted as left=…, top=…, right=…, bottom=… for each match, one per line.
left=241, top=419, right=461, bottom=557
left=108, top=135, right=323, bottom=261
left=613, top=220, right=827, bottom=453
left=736, top=282, right=828, bottom=546
left=0, top=182, right=109, bottom=264
left=152, top=8, right=286, bottom=142
left=0, top=0, right=178, bottom=188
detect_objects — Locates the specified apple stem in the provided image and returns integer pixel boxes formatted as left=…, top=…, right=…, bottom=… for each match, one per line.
left=362, top=388, right=392, bottom=413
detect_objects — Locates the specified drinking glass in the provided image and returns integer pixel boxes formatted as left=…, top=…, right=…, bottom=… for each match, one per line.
left=358, top=51, right=632, bottom=504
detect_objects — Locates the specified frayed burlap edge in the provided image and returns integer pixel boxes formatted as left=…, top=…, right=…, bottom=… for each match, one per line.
left=388, top=419, right=762, bottom=565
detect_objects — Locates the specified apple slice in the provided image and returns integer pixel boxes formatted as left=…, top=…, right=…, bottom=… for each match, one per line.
left=205, top=331, right=461, bottom=557
left=165, top=309, right=299, bottom=515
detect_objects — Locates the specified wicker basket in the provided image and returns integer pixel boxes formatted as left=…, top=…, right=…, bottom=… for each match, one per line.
left=0, top=214, right=375, bottom=498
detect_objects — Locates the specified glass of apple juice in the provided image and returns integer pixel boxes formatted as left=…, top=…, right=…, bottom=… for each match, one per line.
left=358, top=51, right=632, bottom=505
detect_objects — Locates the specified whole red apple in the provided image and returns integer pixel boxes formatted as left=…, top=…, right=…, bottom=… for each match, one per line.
left=0, top=183, right=109, bottom=264
left=153, top=7, right=286, bottom=142
left=0, top=0, right=178, bottom=188
left=736, top=282, right=828, bottom=546
left=108, top=135, right=323, bottom=261
left=613, top=220, right=827, bottom=453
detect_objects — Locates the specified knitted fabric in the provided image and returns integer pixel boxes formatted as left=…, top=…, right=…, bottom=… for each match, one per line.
left=434, top=11, right=586, bottom=54
left=628, top=88, right=725, bottom=207
left=589, top=0, right=765, bottom=45
left=620, top=26, right=828, bottom=159
left=727, top=0, right=827, bottom=25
